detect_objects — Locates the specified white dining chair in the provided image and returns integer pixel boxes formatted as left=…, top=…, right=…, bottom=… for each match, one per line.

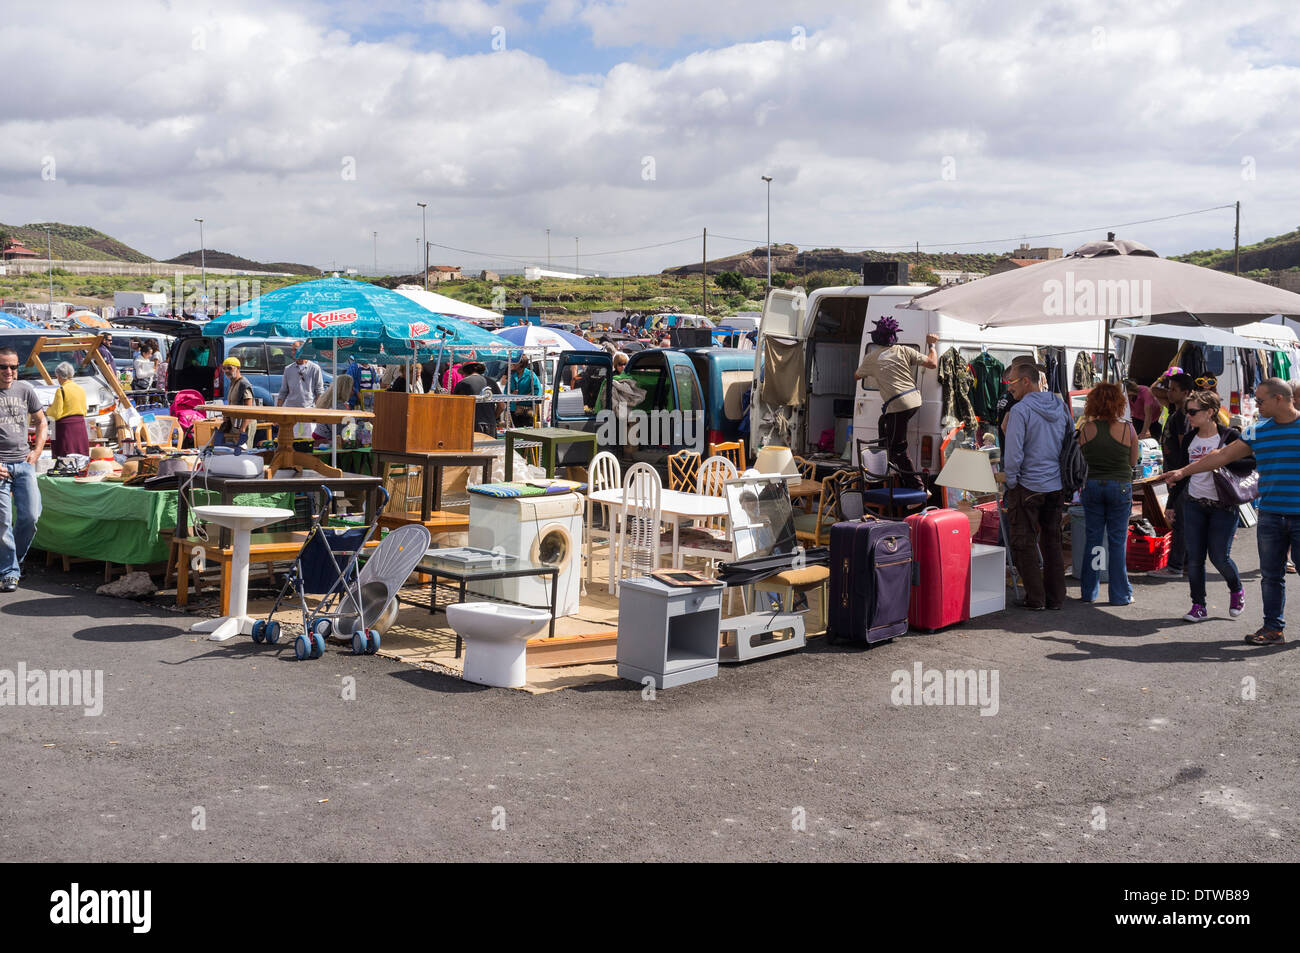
left=614, top=462, right=666, bottom=594
left=584, top=450, right=622, bottom=594
left=679, top=454, right=743, bottom=609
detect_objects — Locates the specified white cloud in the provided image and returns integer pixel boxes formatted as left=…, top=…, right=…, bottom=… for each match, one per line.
left=0, top=0, right=1297, bottom=276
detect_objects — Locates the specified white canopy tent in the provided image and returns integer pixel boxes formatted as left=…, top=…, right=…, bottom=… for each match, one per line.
left=393, top=285, right=502, bottom=323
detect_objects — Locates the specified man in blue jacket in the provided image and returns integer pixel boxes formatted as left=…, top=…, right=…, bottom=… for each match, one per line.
left=1003, top=357, right=1073, bottom=611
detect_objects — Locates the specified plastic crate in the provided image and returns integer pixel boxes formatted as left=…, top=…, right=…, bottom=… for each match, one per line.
left=1127, top=532, right=1171, bottom=572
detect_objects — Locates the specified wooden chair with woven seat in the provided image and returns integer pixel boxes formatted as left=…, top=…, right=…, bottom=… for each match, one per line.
left=706, top=439, right=745, bottom=472
left=793, top=469, right=852, bottom=547
left=754, top=564, right=831, bottom=634
left=789, top=455, right=822, bottom=513
left=675, top=455, right=739, bottom=576
left=667, top=448, right=702, bottom=491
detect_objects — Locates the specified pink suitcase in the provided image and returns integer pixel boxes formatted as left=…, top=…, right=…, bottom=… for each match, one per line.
left=905, top=509, right=971, bottom=632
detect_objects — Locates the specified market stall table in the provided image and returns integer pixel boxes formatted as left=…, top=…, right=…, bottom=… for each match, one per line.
left=32, top=476, right=291, bottom=573
left=588, top=487, right=729, bottom=569
left=189, top=505, right=295, bottom=641
left=503, top=427, right=598, bottom=481
left=196, top=405, right=374, bottom=479
left=415, top=549, right=560, bottom=657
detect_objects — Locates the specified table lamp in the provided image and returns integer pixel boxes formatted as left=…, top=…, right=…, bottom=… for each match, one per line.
left=753, top=445, right=799, bottom=477
left=935, top=448, right=998, bottom=538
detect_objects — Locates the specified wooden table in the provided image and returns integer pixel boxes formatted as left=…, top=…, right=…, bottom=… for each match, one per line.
left=197, top=405, right=373, bottom=479
left=504, top=427, right=598, bottom=481
left=373, top=449, right=494, bottom=516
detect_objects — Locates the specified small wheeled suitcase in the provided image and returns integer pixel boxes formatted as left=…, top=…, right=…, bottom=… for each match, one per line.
left=827, top=518, right=911, bottom=645
left=905, top=508, right=971, bottom=632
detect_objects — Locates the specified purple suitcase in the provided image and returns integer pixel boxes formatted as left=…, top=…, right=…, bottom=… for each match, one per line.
left=828, top=518, right=911, bottom=645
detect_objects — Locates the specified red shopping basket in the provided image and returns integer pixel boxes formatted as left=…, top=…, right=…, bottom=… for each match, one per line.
left=1127, top=532, right=1171, bottom=572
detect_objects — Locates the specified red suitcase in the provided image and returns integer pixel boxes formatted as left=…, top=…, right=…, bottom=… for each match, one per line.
left=905, top=508, right=971, bottom=632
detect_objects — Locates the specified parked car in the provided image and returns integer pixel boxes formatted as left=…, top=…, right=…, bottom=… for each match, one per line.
left=0, top=329, right=121, bottom=446
left=164, top=327, right=330, bottom=404
left=548, top=345, right=750, bottom=471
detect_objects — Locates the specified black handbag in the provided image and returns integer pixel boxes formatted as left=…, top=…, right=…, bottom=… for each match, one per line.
left=1213, top=467, right=1258, bottom=506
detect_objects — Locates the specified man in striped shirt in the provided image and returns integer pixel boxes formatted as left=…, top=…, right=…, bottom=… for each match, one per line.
left=1164, top=377, right=1299, bottom=645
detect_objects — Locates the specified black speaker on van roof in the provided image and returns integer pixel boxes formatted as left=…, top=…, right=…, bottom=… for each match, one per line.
left=669, top=327, right=712, bottom=349
left=862, top=261, right=909, bottom=286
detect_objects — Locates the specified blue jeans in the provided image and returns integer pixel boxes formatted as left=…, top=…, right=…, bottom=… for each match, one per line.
left=1256, top=511, right=1300, bottom=631
left=0, top=461, right=42, bottom=580
left=1080, top=479, right=1132, bottom=605
left=1183, top=497, right=1242, bottom=605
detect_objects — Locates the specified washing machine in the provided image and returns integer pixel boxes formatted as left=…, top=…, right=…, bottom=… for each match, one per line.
left=468, top=492, right=584, bottom=617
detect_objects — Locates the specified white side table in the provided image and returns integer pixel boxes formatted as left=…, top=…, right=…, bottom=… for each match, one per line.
left=189, top=505, right=296, bottom=641
left=970, top=543, right=1007, bottom=618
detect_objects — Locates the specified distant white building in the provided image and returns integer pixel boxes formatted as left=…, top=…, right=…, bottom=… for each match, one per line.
left=929, top=269, right=986, bottom=286
left=522, top=265, right=599, bottom=280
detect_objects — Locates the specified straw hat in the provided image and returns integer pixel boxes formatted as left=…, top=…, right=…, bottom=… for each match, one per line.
left=89, top=446, right=115, bottom=461
left=75, top=459, right=121, bottom=482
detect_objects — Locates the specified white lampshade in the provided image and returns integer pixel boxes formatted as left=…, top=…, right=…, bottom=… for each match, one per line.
left=753, top=444, right=798, bottom=476
left=935, top=448, right=998, bottom=493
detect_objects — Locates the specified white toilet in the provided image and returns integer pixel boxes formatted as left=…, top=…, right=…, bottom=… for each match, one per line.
left=447, top=603, right=552, bottom=689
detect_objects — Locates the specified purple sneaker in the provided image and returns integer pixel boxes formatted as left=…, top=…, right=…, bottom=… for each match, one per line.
left=1183, top=603, right=1208, bottom=622
left=1229, top=590, right=1245, bottom=618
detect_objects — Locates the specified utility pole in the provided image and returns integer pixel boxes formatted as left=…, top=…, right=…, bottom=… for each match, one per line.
left=373, top=231, right=378, bottom=275
left=761, top=175, right=773, bottom=291
left=194, top=218, right=206, bottom=314
left=546, top=228, right=551, bottom=268
left=1234, top=200, right=1241, bottom=275
left=417, top=202, right=428, bottom=290
left=702, top=228, right=708, bottom=316
left=575, top=236, right=579, bottom=276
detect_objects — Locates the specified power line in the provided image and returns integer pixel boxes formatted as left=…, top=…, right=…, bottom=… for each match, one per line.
left=425, top=234, right=700, bottom=265
left=711, top=203, right=1237, bottom=253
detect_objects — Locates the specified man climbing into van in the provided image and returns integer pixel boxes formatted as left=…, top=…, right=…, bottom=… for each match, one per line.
left=853, top=315, right=938, bottom=490
left=1003, top=356, right=1073, bottom=611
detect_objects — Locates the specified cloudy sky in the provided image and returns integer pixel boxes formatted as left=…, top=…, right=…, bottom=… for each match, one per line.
left=3, top=0, right=1298, bottom=275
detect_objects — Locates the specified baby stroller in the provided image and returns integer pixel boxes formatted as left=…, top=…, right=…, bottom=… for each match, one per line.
left=251, top=486, right=429, bottom=660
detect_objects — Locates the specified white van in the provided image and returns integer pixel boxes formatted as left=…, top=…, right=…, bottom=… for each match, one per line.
left=750, top=285, right=1115, bottom=478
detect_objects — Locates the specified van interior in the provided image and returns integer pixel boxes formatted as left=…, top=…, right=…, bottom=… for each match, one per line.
left=804, top=297, right=870, bottom=457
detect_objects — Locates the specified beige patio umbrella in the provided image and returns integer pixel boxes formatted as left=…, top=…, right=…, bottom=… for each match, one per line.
left=898, top=238, right=1300, bottom=329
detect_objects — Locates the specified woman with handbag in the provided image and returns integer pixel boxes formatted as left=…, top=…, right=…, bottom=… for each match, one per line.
left=1175, top=391, right=1255, bottom=622
left=1077, top=382, right=1140, bottom=606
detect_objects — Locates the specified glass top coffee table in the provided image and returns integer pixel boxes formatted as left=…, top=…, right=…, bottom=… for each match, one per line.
left=416, top=548, right=560, bottom=657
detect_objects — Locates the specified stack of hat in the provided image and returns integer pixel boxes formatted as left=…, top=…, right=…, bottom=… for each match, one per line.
left=75, top=447, right=124, bottom=482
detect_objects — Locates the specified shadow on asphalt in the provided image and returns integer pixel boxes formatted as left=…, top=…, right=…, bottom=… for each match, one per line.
left=72, top=623, right=190, bottom=642
left=388, top=667, right=491, bottom=694
left=3, top=594, right=170, bottom=619
left=1036, top=633, right=1296, bottom=663
left=159, top=640, right=289, bottom=662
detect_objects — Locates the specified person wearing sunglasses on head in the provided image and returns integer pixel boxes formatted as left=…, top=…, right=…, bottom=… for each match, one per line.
left=1163, top=378, right=1296, bottom=645
left=0, top=346, right=48, bottom=593
left=1169, top=391, right=1253, bottom=623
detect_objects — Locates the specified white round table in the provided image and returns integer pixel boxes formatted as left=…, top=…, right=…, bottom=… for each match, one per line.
left=189, top=505, right=296, bottom=642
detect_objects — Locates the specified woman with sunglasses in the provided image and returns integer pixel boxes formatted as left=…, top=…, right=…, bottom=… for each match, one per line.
left=1077, top=382, right=1140, bottom=605
left=1174, top=391, right=1252, bottom=622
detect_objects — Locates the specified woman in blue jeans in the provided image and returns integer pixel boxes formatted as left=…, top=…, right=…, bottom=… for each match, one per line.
left=1174, top=391, right=1253, bottom=622
left=1077, top=383, right=1140, bottom=605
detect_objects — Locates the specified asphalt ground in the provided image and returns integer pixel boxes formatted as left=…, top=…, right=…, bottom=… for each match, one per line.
left=1, top=527, right=1297, bottom=863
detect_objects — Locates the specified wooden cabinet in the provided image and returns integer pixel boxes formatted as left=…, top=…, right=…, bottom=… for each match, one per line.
left=371, top=392, right=474, bottom=452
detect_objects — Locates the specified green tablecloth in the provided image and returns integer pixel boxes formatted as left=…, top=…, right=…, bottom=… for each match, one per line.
left=33, top=476, right=292, bottom=565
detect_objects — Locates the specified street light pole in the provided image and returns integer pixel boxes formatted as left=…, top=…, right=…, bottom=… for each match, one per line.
left=761, top=175, right=773, bottom=291
left=194, top=218, right=206, bottom=314
left=373, top=231, right=378, bottom=275
left=417, top=203, right=428, bottom=290
left=44, top=226, right=53, bottom=316
left=575, top=236, right=579, bottom=276
left=546, top=228, right=550, bottom=269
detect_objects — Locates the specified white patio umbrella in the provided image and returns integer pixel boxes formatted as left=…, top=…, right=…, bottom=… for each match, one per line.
left=392, top=285, right=502, bottom=322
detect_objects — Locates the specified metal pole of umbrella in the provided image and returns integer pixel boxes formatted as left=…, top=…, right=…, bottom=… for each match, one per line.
left=1103, top=319, right=1112, bottom=383
left=331, top=337, right=339, bottom=471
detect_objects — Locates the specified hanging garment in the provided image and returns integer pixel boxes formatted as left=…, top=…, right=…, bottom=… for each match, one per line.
left=1180, top=343, right=1207, bottom=379
left=969, top=352, right=1005, bottom=422
left=1041, top=346, right=1069, bottom=396
left=1271, top=348, right=1292, bottom=381
left=937, top=347, right=978, bottom=434
left=1241, top=349, right=1261, bottom=392
left=1072, top=351, right=1098, bottom=389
